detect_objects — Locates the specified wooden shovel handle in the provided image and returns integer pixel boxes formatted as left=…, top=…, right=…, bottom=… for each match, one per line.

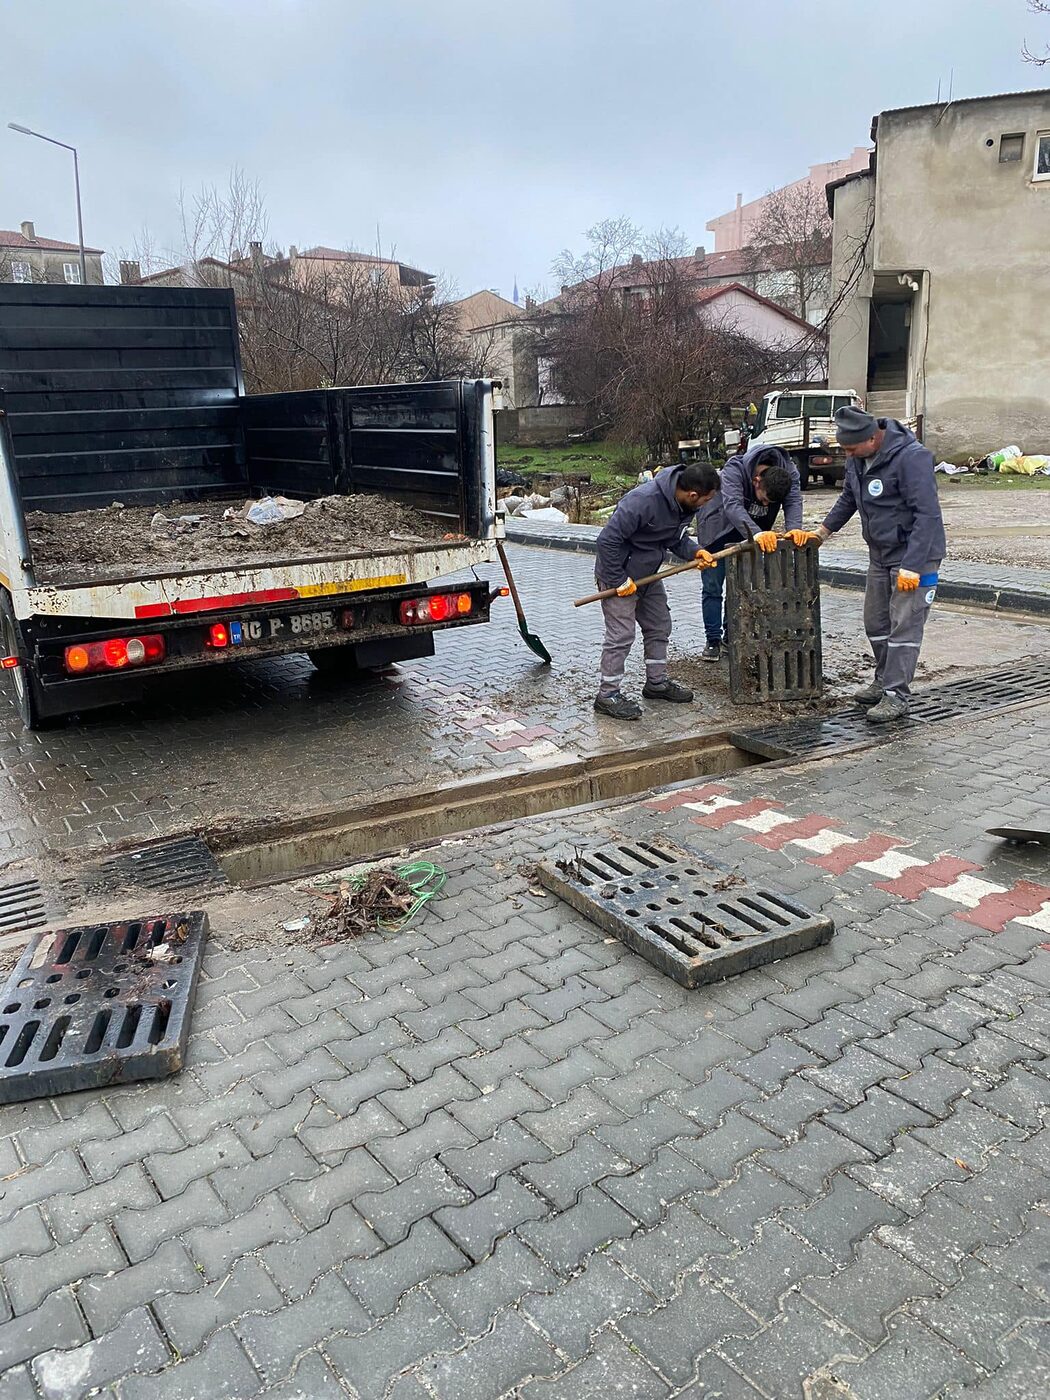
left=573, top=534, right=784, bottom=607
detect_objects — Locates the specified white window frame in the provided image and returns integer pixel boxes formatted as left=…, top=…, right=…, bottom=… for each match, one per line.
left=1034, top=131, right=1050, bottom=182
left=11, top=260, right=32, bottom=283
left=63, top=261, right=82, bottom=284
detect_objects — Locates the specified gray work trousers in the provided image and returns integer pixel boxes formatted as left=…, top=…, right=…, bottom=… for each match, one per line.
left=863, top=561, right=940, bottom=698
left=597, top=579, right=671, bottom=697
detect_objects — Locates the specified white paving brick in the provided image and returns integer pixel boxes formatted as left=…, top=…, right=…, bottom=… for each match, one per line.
left=925, top=874, right=1008, bottom=907
left=789, top=829, right=859, bottom=854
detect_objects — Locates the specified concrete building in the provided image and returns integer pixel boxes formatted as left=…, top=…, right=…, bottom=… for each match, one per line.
left=706, top=149, right=870, bottom=252
left=450, top=290, right=527, bottom=405
left=826, top=89, right=1050, bottom=458
left=0, top=221, right=104, bottom=285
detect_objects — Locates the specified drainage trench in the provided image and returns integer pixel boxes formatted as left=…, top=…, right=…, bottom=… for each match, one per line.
left=217, top=732, right=762, bottom=887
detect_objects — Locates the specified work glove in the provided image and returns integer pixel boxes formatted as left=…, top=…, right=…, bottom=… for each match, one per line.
left=616, top=578, right=637, bottom=597
left=753, top=531, right=779, bottom=553
left=693, top=549, right=716, bottom=569
left=897, top=569, right=920, bottom=591
left=787, top=530, right=822, bottom=547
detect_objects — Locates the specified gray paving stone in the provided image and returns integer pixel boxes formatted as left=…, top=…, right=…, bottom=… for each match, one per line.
left=912, top=1100, right=1026, bottom=1171
left=524, top=1008, right=612, bottom=1059
left=31, top=1306, right=169, bottom=1399
left=0, top=1289, right=88, bottom=1372
left=343, top=1217, right=469, bottom=1317
left=674, top=1068, right=762, bottom=1130
left=519, top=1329, right=671, bottom=1399
left=79, top=1239, right=202, bottom=1335
left=211, top=1137, right=322, bottom=1215
left=323, top=1017, right=411, bottom=1075
left=390, top=1027, right=477, bottom=1081
left=324, top=1290, right=461, bottom=1400
left=910, top=1258, right=1047, bottom=1372
left=676, top=1111, right=783, bottom=1184
left=943, top=1148, right=1050, bottom=1234
left=4, top=1220, right=125, bottom=1315
left=122, top=1328, right=261, bottom=1400
left=713, top=1220, right=834, bottom=1320
left=879, top=1192, right=1010, bottom=1285
left=368, top=1108, right=476, bottom=1181
left=448, top=1077, right=548, bottom=1139
left=739, top=1076, right=842, bottom=1139
left=356, top=1159, right=471, bottom=1246
left=977, top=1209, right=1050, bottom=1300
left=521, top=1133, right=632, bottom=1210
left=280, top=1147, right=393, bottom=1229
left=260, top=1202, right=382, bottom=1298
left=0, top=1203, right=51, bottom=1269
left=972, top=1063, right=1050, bottom=1129
left=786, top=1176, right=905, bottom=1265
left=656, top=1028, right=745, bottom=1084
left=0, top=1151, right=89, bottom=1222
left=81, top=1115, right=184, bottom=1182
left=186, top=1192, right=302, bottom=1279
left=690, top=1162, right=809, bottom=1247
left=518, top=1086, right=625, bottom=1154
left=800, top=1237, right=940, bottom=1345
left=832, top=1313, right=983, bottom=1399
left=823, top=1085, right=936, bottom=1156
left=0, top=1365, right=36, bottom=1400
left=611, top=1203, right=735, bottom=1297
left=620, top=1272, right=757, bottom=1385
left=522, top=1252, right=653, bottom=1359
left=804, top=1045, right=901, bottom=1107
left=147, top=1126, right=253, bottom=1200
left=439, top=1120, right=551, bottom=1196
left=761, top=1122, right=876, bottom=1197
left=232, top=1089, right=316, bottom=1158
left=718, top=1293, right=864, bottom=1399
left=379, top=1064, right=479, bottom=1128
left=154, top=1256, right=283, bottom=1357
left=237, top=1271, right=368, bottom=1382
left=454, top=1038, right=550, bottom=1092
left=518, top=1185, right=639, bottom=1275
left=436, top=1173, right=549, bottom=1261
left=426, top=1233, right=557, bottom=1336
left=113, top=1177, right=228, bottom=1263
left=419, top=1308, right=560, bottom=1400
left=595, top=1102, right=699, bottom=1167
left=255, top=1348, right=348, bottom=1399
left=15, top=1102, right=121, bottom=1167
left=600, top=1145, right=714, bottom=1227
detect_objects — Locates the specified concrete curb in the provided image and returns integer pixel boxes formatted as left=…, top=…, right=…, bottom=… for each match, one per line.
left=505, top=522, right=1050, bottom=617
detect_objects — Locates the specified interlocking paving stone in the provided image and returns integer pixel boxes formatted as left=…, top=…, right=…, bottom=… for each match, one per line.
left=519, top=1329, right=673, bottom=1399
left=323, top=1291, right=461, bottom=1400
left=31, top=1307, right=169, bottom=1399
left=418, top=1309, right=561, bottom=1400
left=153, top=1256, right=284, bottom=1357
left=122, top=1328, right=261, bottom=1400
left=426, top=1234, right=558, bottom=1337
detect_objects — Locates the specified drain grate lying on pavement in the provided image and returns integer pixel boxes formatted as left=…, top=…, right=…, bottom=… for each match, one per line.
left=83, top=836, right=226, bottom=897
left=0, top=911, right=208, bottom=1104
left=0, top=877, right=51, bottom=935
left=732, top=658, right=1050, bottom=761
left=537, top=839, right=833, bottom=987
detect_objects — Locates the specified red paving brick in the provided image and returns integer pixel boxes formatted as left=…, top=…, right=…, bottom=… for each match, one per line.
left=807, top=833, right=901, bottom=874
left=690, top=798, right=781, bottom=829
left=744, top=813, right=836, bottom=851
left=485, top=725, right=557, bottom=752
left=954, top=880, right=1050, bottom=932
left=874, top=854, right=982, bottom=898
left=646, top=784, right=729, bottom=813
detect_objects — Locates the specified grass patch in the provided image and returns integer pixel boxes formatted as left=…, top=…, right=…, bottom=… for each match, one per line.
left=496, top=441, right=642, bottom=488
left=939, top=474, right=1050, bottom=491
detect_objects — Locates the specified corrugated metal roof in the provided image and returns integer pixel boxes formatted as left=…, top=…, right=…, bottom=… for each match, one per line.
left=871, top=86, right=1050, bottom=139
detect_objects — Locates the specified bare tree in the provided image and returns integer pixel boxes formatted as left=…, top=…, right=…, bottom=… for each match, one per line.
left=744, top=181, right=832, bottom=323
left=1023, top=0, right=1050, bottom=62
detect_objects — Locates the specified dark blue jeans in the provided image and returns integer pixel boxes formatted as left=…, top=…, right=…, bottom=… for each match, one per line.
left=701, top=559, right=726, bottom=643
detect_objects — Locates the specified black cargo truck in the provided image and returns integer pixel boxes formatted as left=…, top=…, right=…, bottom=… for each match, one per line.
left=0, top=284, right=501, bottom=728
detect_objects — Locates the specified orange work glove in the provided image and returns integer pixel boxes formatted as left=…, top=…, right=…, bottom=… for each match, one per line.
left=615, top=578, right=637, bottom=597
left=753, top=531, right=779, bottom=553
left=693, top=549, right=716, bottom=569
left=897, top=569, right=920, bottom=591
left=787, top=530, right=822, bottom=547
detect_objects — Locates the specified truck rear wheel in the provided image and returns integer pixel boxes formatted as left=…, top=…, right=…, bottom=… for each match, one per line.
left=0, top=594, right=51, bottom=730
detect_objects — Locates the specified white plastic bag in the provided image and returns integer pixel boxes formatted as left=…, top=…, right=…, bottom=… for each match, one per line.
left=246, top=495, right=307, bottom=526
left=520, top=506, right=569, bottom=523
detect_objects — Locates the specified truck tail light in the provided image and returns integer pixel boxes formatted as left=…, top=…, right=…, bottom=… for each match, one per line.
left=207, top=623, right=229, bottom=649
left=0, top=656, right=20, bottom=670
left=399, top=592, right=474, bottom=626
left=63, top=634, right=166, bottom=677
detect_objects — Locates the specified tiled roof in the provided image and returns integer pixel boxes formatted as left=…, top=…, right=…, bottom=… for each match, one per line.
left=0, top=230, right=104, bottom=253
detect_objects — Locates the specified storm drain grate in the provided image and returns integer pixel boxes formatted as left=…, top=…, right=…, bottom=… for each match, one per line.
left=0, top=878, right=51, bottom=935
left=732, top=658, right=1050, bottom=761
left=537, top=839, right=834, bottom=987
left=0, top=911, right=208, bottom=1104
left=726, top=543, right=823, bottom=702
left=83, top=836, right=226, bottom=897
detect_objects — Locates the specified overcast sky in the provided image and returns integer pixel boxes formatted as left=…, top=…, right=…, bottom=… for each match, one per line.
left=2, top=0, right=1045, bottom=298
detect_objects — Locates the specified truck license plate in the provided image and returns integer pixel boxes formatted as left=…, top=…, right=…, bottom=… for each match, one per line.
left=236, top=610, right=336, bottom=644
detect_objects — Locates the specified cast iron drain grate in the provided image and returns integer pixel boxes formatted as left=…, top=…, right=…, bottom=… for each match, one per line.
left=537, top=839, right=834, bottom=987
left=84, top=837, right=226, bottom=897
left=732, top=658, right=1050, bottom=761
left=0, top=878, right=51, bottom=935
left=0, top=911, right=208, bottom=1104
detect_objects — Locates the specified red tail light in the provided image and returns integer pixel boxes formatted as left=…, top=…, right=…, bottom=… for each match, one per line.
left=63, top=634, right=166, bottom=677
left=399, top=592, right=474, bottom=626
left=208, top=623, right=229, bottom=649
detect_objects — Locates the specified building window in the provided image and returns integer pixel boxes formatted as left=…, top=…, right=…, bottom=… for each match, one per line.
left=11, top=260, right=32, bottom=283
left=1035, top=132, right=1050, bottom=180
left=999, top=133, right=1024, bottom=163
left=63, top=262, right=82, bottom=284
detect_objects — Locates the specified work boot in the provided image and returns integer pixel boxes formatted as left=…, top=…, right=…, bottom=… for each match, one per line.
left=594, top=692, right=642, bottom=721
left=866, top=692, right=909, bottom=724
left=701, top=642, right=722, bottom=663
left=642, top=678, right=694, bottom=703
left=853, top=680, right=885, bottom=707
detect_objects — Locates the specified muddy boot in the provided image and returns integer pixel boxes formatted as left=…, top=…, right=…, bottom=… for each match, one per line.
left=866, top=692, right=909, bottom=724
left=642, top=678, right=694, bottom=703
left=594, top=692, right=642, bottom=720
left=853, top=680, right=884, bottom=707
left=701, top=642, right=721, bottom=663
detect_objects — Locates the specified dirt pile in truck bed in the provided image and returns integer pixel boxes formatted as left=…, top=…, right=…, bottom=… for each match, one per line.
left=26, top=494, right=454, bottom=585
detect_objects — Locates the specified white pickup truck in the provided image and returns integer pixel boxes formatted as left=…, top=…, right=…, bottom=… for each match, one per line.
left=747, top=388, right=861, bottom=488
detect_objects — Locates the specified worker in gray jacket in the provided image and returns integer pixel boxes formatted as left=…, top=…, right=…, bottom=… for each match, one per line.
left=593, top=462, right=720, bottom=720
left=801, top=406, right=946, bottom=724
left=693, top=445, right=806, bottom=661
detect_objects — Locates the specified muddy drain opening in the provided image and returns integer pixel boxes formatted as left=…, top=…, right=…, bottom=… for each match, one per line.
left=537, top=838, right=834, bottom=987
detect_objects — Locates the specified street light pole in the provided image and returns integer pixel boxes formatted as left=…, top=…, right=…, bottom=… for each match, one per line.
left=7, top=122, right=87, bottom=284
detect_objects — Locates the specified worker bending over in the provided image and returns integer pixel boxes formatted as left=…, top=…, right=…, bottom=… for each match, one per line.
left=801, top=406, right=946, bottom=724
left=593, top=462, right=720, bottom=721
left=693, top=445, right=805, bottom=661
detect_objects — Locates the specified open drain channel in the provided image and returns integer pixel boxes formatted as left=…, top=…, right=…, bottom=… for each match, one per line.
left=217, top=732, right=760, bottom=886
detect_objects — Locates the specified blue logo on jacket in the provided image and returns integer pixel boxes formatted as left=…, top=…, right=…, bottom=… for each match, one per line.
left=867, top=479, right=884, bottom=497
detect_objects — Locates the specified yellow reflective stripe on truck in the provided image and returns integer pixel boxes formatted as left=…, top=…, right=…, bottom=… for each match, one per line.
left=297, top=574, right=408, bottom=599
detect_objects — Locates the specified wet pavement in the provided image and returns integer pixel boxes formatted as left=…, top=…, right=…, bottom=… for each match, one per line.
left=0, top=669, right=1048, bottom=1397
left=1, top=545, right=1048, bottom=878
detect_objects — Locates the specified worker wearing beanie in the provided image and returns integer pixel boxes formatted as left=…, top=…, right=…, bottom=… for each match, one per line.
left=799, top=406, right=946, bottom=723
